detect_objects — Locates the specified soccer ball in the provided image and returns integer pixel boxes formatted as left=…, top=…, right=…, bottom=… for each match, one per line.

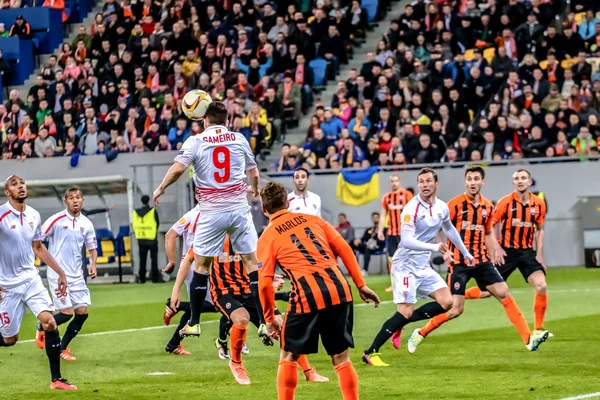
left=182, top=89, right=212, bottom=120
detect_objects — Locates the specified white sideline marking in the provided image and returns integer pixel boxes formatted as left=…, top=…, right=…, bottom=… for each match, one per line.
left=559, top=392, right=600, bottom=400
left=148, top=372, right=175, bottom=376
left=16, top=287, right=600, bottom=345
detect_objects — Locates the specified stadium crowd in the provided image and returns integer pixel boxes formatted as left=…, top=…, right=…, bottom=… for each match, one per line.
left=1, top=0, right=393, bottom=161
left=274, top=0, right=600, bottom=171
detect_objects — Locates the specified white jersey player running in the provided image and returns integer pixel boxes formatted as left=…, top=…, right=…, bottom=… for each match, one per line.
left=35, top=188, right=98, bottom=362
left=0, top=175, right=77, bottom=390
left=153, top=102, right=263, bottom=348
left=363, top=168, right=474, bottom=367
left=287, top=167, right=322, bottom=217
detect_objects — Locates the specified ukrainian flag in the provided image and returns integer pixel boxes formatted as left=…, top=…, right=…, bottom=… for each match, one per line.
left=336, top=167, right=380, bottom=206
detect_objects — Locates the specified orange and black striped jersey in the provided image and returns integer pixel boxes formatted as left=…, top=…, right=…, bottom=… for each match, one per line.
left=186, top=235, right=251, bottom=298
left=447, top=193, right=494, bottom=265
left=258, top=210, right=365, bottom=317
left=494, top=192, right=546, bottom=250
left=382, top=189, right=414, bottom=236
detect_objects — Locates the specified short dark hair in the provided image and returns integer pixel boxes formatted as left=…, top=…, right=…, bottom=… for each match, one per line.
left=465, top=165, right=485, bottom=179
left=371, top=212, right=380, bottom=217
left=64, top=187, right=83, bottom=199
left=141, top=195, right=150, bottom=205
left=514, top=168, right=532, bottom=178
left=417, top=167, right=438, bottom=182
left=260, top=182, right=288, bottom=214
left=204, top=101, right=228, bottom=125
left=293, top=167, right=309, bottom=179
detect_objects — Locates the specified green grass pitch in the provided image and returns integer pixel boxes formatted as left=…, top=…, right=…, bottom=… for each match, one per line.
left=2, top=267, right=600, bottom=400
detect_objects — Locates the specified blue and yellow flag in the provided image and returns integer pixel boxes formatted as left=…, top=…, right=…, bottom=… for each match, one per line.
left=336, top=167, right=380, bottom=206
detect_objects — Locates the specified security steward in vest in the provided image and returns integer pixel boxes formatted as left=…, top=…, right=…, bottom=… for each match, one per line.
left=132, top=195, right=161, bottom=283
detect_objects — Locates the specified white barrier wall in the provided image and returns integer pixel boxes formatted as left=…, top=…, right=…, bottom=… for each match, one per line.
left=269, top=162, right=600, bottom=267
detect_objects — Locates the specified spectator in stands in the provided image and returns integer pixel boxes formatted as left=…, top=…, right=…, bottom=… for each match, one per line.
left=335, top=213, right=354, bottom=245
left=0, top=23, right=8, bottom=38
left=34, top=127, right=57, bottom=157
left=9, top=15, right=31, bottom=39
left=278, top=71, right=301, bottom=120
left=262, top=87, right=284, bottom=144
left=352, top=212, right=386, bottom=275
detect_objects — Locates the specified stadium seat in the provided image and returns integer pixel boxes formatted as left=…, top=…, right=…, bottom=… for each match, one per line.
left=575, top=12, right=586, bottom=25
left=483, top=47, right=495, bottom=64
left=561, top=58, right=577, bottom=70
left=362, top=0, right=379, bottom=23
left=539, top=60, right=548, bottom=70
left=309, top=58, right=327, bottom=91
left=464, top=49, right=475, bottom=61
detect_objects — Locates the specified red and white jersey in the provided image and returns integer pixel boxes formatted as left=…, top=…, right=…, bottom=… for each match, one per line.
left=169, top=205, right=201, bottom=260
left=174, top=125, right=257, bottom=214
left=41, top=210, right=97, bottom=280
left=287, top=190, right=322, bottom=217
left=0, top=202, right=43, bottom=288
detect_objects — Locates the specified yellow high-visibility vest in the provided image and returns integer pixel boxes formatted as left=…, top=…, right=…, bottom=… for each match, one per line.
left=132, top=208, right=158, bottom=240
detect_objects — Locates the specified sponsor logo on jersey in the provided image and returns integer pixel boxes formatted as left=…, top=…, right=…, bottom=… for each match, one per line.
left=10, top=225, right=15, bottom=229
left=454, top=282, right=460, bottom=290
left=403, top=214, right=411, bottom=223
left=80, top=227, right=85, bottom=234
left=63, top=225, right=69, bottom=229
left=226, top=303, right=231, bottom=309
left=29, top=222, right=34, bottom=229
left=530, top=206, right=536, bottom=216
left=511, top=219, right=533, bottom=228
left=258, top=262, right=263, bottom=269
left=482, top=208, right=487, bottom=218
left=179, top=217, right=187, bottom=225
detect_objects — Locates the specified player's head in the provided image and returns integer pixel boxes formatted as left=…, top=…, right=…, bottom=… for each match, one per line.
left=292, top=167, right=309, bottom=193
left=512, top=169, right=532, bottom=193
left=4, top=175, right=27, bottom=202
left=260, top=182, right=289, bottom=215
left=64, top=187, right=84, bottom=215
left=204, top=101, right=228, bottom=127
left=417, top=168, right=438, bottom=199
left=464, top=165, right=485, bottom=197
left=389, top=175, right=401, bottom=191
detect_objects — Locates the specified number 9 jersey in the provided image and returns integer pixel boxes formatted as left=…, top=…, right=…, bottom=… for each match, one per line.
left=174, top=124, right=257, bottom=214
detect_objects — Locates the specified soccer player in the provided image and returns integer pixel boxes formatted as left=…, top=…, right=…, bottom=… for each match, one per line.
left=257, top=182, right=380, bottom=400
left=464, top=169, right=551, bottom=337
left=407, top=166, right=549, bottom=353
left=0, top=175, right=77, bottom=390
left=362, top=168, right=474, bottom=367
left=379, top=175, right=414, bottom=296
left=35, top=188, right=98, bottom=362
left=162, top=203, right=228, bottom=356
left=287, top=167, right=322, bottom=216
left=153, top=101, right=262, bottom=338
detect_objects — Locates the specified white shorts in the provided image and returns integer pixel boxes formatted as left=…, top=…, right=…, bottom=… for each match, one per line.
left=0, top=275, right=54, bottom=338
left=193, top=207, right=258, bottom=257
left=391, top=265, right=447, bottom=304
left=48, top=276, right=91, bottom=310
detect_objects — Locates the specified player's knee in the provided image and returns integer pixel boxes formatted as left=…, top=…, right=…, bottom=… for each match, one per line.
left=534, top=280, right=547, bottom=294
left=230, top=310, right=250, bottom=326
left=447, top=305, right=464, bottom=318
left=74, top=306, right=88, bottom=315
left=42, top=319, right=57, bottom=331
left=440, top=298, right=453, bottom=311
left=331, top=350, right=350, bottom=366
left=3, top=335, right=18, bottom=346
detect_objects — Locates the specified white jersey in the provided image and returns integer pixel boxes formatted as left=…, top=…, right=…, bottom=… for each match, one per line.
left=174, top=125, right=257, bottom=214
left=0, top=202, right=43, bottom=288
left=169, top=205, right=201, bottom=261
left=287, top=191, right=322, bottom=217
left=393, top=195, right=451, bottom=271
left=41, top=210, right=97, bottom=281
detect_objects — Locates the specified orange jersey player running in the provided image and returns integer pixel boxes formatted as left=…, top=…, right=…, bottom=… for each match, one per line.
left=405, top=166, right=549, bottom=353
left=257, top=182, right=380, bottom=400
left=172, top=235, right=329, bottom=386
left=464, top=169, right=551, bottom=338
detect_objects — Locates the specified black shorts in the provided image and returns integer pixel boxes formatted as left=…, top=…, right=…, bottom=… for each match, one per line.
left=282, top=302, right=354, bottom=356
left=497, top=248, right=545, bottom=283
left=386, top=235, right=401, bottom=258
left=448, top=262, right=505, bottom=295
left=215, top=293, right=280, bottom=328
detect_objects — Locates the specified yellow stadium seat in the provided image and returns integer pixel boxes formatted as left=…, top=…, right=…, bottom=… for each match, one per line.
left=464, top=49, right=475, bottom=61
left=483, top=48, right=495, bottom=64
left=101, top=240, right=115, bottom=257
left=35, top=258, right=41, bottom=267
left=123, top=236, right=131, bottom=253
left=96, top=256, right=110, bottom=264
left=575, top=12, right=586, bottom=25
left=120, top=256, right=131, bottom=263
left=539, top=60, right=548, bottom=70
left=561, top=58, right=577, bottom=69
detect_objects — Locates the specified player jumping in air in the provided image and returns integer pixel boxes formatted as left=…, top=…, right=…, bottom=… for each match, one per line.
left=162, top=203, right=228, bottom=356
left=35, top=188, right=98, bottom=361
left=258, top=182, right=380, bottom=400
left=153, top=101, right=265, bottom=340
left=463, top=169, right=551, bottom=338
left=174, top=235, right=329, bottom=385
left=363, top=168, right=474, bottom=367
left=0, top=175, right=77, bottom=390
left=407, top=166, right=549, bottom=353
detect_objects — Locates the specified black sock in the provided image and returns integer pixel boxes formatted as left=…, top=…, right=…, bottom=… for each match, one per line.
left=61, top=314, right=88, bottom=351
left=188, top=272, right=209, bottom=326
left=0, top=336, right=9, bottom=347
left=248, top=270, right=265, bottom=324
left=366, top=312, right=409, bottom=354
left=177, top=301, right=191, bottom=313
left=407, top=302, right=447, bottom=323
left=201, top=300, right=218, bottom=313
left=45, top=329, right=62, bottom=381
left=218, top=315, right=230, bottom=343
left=54, top=312, right=73, bottom=327
left=275, top=291, right=291, bottom=302
left=168, top=310, right=190, bottom=349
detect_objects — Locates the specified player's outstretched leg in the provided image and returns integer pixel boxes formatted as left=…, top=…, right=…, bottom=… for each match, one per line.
left=38, top=311, right=77, bottom=390
left=36, top=311, right=72, bottom=349
left=228, top=308, right=251, bottom=385
left=59, top=307, right=89, bottom=361
left=297, top=355, right=329, bottom=382
left=166, top=302, right=192, bottom=355
left=389, top=300, right=449, bottom=351
left=407, top=300, right=463, bottom=354
left=180, top=255, right=212, bottom=337
left=363, top=309, right=411, bottom=366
